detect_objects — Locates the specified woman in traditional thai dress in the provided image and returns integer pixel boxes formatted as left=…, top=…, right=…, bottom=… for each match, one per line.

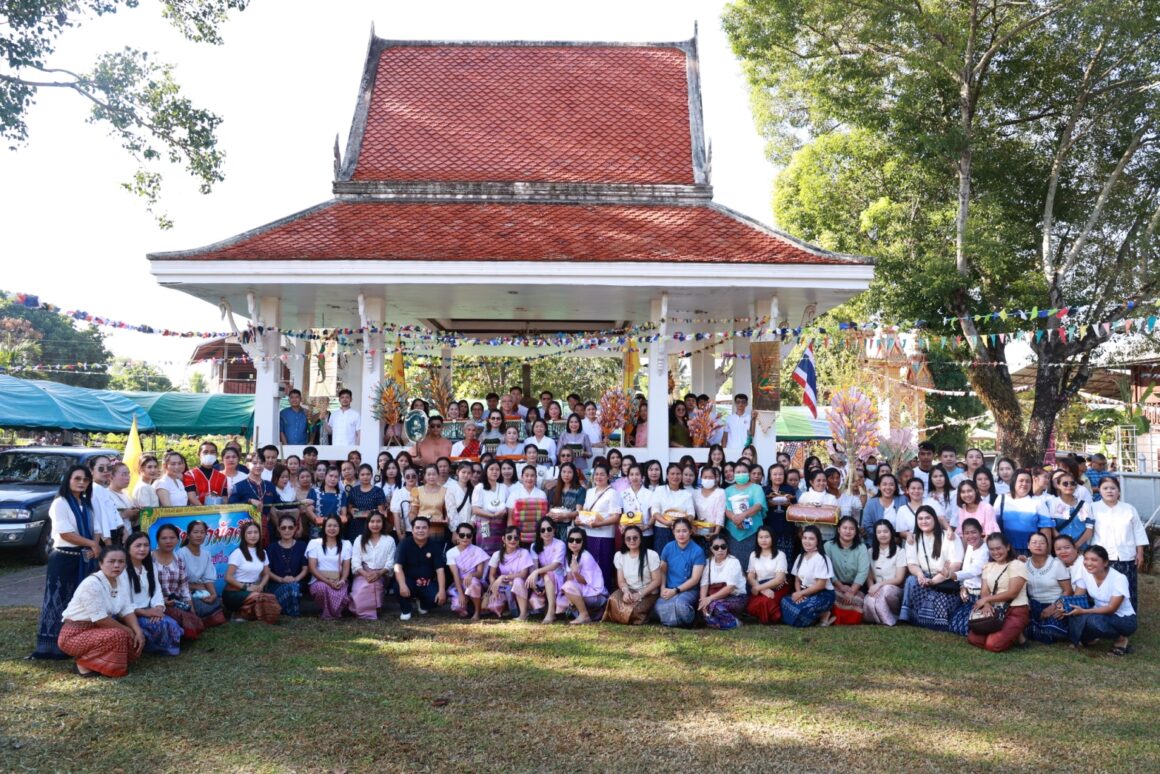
left=447, top=522, right=490, bottom=621
left=350, top=512, right=396, bottom=620
left=307, top=515, right=352, bottom=619
left=486, top=526, right=535, bottom=620
left=58, top=545, right=144, bottom=678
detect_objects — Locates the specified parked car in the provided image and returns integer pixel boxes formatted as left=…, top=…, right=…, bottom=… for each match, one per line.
left=0, top=447, right=119, bottom=564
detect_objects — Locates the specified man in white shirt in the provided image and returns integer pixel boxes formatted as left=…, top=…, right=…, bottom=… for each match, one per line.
left=722, top=394, right=752, bottom=449
left=259, top=445, right=279, bottom=481
left=327, top=388, right=360, bottom=446
left=912, top=441, right=936, bottom=492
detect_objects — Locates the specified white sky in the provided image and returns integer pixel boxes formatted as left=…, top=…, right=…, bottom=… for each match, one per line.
left=0, top=0, right=780, bottom=385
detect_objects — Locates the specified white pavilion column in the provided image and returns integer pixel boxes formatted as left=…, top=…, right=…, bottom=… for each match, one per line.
left=288, top=337, right=308, bottom=398
left=357, top=294, right=386, bottom=463
left=751, top=296, right=780, bottom=467
left=691, top=347, right=716, bottom=398
left=646, top=294, right=670, bottom=462
left=252, top=295, right=281, bottom=450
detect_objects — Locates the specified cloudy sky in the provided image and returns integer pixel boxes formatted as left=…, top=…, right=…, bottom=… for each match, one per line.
left=1, top=0, right=779, bottom=383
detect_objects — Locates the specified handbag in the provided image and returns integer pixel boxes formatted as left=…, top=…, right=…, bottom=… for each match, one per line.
left=968, top=564, right=1010, bottom=635
left=920, top=534, right=959, bottom=594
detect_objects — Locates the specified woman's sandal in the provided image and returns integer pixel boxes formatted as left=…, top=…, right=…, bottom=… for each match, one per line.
left=71, top=663, right=99, bottom=678
left=1107, top=645, right=1129, bottom=657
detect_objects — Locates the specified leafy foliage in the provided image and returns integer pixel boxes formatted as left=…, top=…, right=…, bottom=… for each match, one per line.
left=0, top=294, right=110, bottom=388
left=0, top=1, right=248, bottom=226
left=725, top=0, right=1160, bottom=464
left=409, top=356, right=622, bottom=407
left=108, top=357, right=173, bottom=392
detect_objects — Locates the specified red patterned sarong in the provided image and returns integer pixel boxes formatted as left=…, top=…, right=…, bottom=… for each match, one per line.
left=58, top=621, right=138, bottom=678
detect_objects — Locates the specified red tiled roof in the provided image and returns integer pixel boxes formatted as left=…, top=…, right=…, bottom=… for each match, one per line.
left=348, top=44, right=696, bottom=184
left=151, top=201, right=852, bottom=264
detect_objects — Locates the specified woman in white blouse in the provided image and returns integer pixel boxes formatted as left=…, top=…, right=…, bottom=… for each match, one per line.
left=863, top=520, right=907, bottom=626
left=57, top=545, right=144, bottom=678
left=650, top=463, right=695, bottom=556
left=224, top=522, right=281, bottom=624
left=154, top=450, right=192, bottom=507
left=949, top=517, right=990, bottom=636
left=1065, top=544, right=1138, bottom=656
left=307, top=515, right=352, bottom=620
left=797, top=469, right=840, bottom=542
left=780, top=525, right=835, bottom=627
left=471, top=461, right=509, bottom=555
left=132, top=455, right=160, bottom=509
left=1024, top=531, right=1073, bottom=643
left=889, top=477, right=928, bottom=541
left=579, top=463, right=623, bottom=591
left=124, top=531, right=183, bottom=656
left=902, top=506, right=962, bottom=632
left=1090, top=477, right=1147, bottom=610
left=605, top=525, right=661, bottom=625
left=350, top=512, right=396, bottom=620
left=698, top=537, right=747, bottom=629
left=745, top=526, right=788, bottom=624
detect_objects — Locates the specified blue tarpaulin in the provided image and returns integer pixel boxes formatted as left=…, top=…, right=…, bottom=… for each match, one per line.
left=0, top=375, right=156, bottom=432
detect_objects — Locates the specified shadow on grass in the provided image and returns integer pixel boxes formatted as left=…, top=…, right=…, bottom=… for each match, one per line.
left=0, top=572, right=1156, bottom=772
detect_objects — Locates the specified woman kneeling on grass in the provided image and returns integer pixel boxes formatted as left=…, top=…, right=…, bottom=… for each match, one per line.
left=699, top=537, right=747, bottom=629
left=653, top=518, right=706, bottom=628
left=745, top=526, right=788, bottom=624
left=486, top=526, right=535, bottom=620
left=448, top=522, right=490, bottom=621
left=224, top=522, right=281, bottom=624
left=151, top=524, right=205, bottom=641
left=124, top=531, right=183, bottom=656
left=605, top=525, right=661, bottom=625
left=901, top=506, right=962, bottom=632
left=862, top=520, right=906, bottom=626
left=351, top=512, right=396, bottom=620
left=307, top=515, right=352, bottom=620
left=558, top=528, right=608, bottom=624
left=527, top=516, right=567, bottom=623
left=967, top=532, right=1030, bottom=653
left=1065, top=544, right=1138, bottom=656
left=58, top=545, right=145, bottom=678
left=825, top=516, right=870, bottom=625
left=781, top=525, right=836, bottom=627
left=266, top=515, right=309, bottom=617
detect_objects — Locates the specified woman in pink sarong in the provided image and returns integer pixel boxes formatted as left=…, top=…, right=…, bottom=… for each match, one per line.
left=447, top=523, right=490, bottom=621
left=528, top=516, right=567, bottom=624
left=307, top=516, right=352, bottom=619
left=558, top=528, right=608, bottom=624
left=350, top=513, right=396, bottom=620
left=486, top=526, right=535, bottom=620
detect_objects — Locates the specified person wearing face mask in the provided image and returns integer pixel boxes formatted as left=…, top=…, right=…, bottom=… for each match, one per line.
left=723, top=461, right=766, bottom=565
left=184, top=441, right=229, bottom=505
left=693, top=467, right=726, bottom=549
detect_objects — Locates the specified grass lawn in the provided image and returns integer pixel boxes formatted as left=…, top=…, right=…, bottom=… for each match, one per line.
left=1, top=574, right=1157, bottom=773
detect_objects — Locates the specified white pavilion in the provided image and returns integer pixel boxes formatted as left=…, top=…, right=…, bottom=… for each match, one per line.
left=150, top=34, right=872, bottom=464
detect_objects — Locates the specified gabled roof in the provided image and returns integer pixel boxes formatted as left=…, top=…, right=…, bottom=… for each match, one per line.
left=149, top=200, right=864, bottom=265
left=339, top=39, right=703, bottom=185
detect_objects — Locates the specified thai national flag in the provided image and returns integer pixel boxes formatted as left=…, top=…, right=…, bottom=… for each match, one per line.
left=792, top=344, right=819, bottom=417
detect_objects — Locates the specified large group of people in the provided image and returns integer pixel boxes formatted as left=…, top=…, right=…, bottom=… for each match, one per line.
left=30, top=386, right=1148, bottom=678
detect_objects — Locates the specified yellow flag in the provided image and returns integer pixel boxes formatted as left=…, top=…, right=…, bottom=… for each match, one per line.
left=390, top=338, right=406, bottom=389
left=623, top=338, right=640, bottom=392
left=123, top=417, right=143, bottom=495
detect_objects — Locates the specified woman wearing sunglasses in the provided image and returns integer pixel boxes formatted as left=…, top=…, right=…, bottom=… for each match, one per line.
left=605, top=525, right=661, bottom=625
left=528, top=516, right=567, bottom=624
left=447, top=523, right=490, bottom=621
left=557, top=528, right=608, bottom=624
left=486, top=526, right=535, bottom=620
left=699, top=538, right=747, bottom=629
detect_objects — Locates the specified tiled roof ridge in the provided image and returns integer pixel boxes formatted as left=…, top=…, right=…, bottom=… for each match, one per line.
left=337, top=35, right=706, bottom=186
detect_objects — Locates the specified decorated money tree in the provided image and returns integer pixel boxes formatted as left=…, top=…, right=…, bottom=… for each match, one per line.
left=598, top=388, right=630, bottom=445
left=371, top=378, right=406, bottom=445
left=687, top=408, right=719, bottom=448
left=877, top=427, right=917, bottom=471
left=828, top=387, right=879, bottom=494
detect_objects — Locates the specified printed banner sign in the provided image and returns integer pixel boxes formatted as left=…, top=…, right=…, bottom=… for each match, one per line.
left=140, top=504, right=259, bottom=594
left=751, top=341, right=782, bottom=412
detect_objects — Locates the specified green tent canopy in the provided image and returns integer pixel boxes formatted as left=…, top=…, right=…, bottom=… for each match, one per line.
left=0, top=375, right=156, bottom=432
left=121, top=392, right=254, bottom=436
left=776, top=406, right=832, bottom=441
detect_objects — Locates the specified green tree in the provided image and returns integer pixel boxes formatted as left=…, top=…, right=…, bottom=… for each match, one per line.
left=1, top=1, right=248, bottom=227
left=406, top=356, right=623, bottom=406
left=0, top=294, right=111, bottom=387
left=109, top=358, right=173, bottom=392
left=188, top=371, right=207, bottom=393
left=725, top=0, right=1160, bottom=466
